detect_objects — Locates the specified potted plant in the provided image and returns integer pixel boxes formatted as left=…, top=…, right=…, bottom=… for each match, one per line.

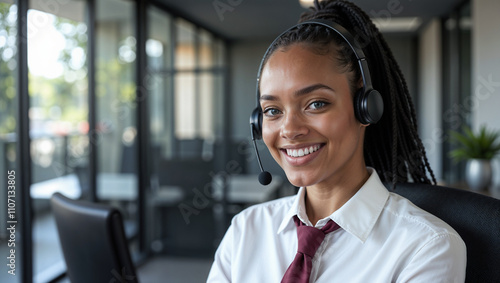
left=449, top=125, right=500, bottom=191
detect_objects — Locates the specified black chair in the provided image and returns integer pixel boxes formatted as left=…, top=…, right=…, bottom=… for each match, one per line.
left=51, top=193, right=139, bottom=283
left=387, top=183, right=500, bottom=282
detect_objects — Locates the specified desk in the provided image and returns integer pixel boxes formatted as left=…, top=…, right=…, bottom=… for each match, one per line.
left=97, top=173, right=137, bottom=200
left=30, top=173, right=184, bottom=202
left=212, top=174, right=283, bottom=206
left=31, top=174, right=81, bottom=199
left=31, top=172, right=282, bottom=204
left=224, top=175, right=283, bottom=204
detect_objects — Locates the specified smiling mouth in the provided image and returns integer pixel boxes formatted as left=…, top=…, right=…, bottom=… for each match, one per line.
left=284, top=144, right=323, bottom=158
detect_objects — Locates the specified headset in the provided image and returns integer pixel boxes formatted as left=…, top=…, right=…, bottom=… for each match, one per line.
left=250, top=19, right=384, bottom=185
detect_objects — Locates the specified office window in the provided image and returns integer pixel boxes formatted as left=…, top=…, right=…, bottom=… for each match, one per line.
left=174, top=20, right=222, bottom=142
left=199, top=30, right=213, bottom=68
left=175, top=18, right=196, bottom=70
left=1, top=0, right=228, bottom=280
left=95, top=0, right=138, bottom=256
left=146, top=6, right=227, bottom=255
left=199, top=73, right=215, bottom=139
left=199, top=30, right=215, bottom=140
left=26, top=0, right=89, bottom=280
left=0, top=2, right=17, bottom=141
left=148, top=7, right=174, bottom=159
left=147, top=6, right=171, bottom=252
left=0, top=1, right=19, bottom=282
left=0, top=1, right=17, bottom=134
left=149, top=16, right=225, bottom=158
left=213, top=39, right=226, bottom=140
left=174, top=19, right=196, bottom=139
left=174, top=72, right=197, bottom=139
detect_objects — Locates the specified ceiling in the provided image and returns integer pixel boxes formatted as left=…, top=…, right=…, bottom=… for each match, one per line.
left=155, top=0, right=465, bottom=41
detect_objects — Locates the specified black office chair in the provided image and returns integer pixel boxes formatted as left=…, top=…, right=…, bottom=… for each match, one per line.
left=387, top=182, right=500, bottom=282
left=51, top=193, right=139, bottom=283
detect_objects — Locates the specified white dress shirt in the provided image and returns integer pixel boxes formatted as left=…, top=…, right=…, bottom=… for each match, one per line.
left=207, top=169, right=467, bottom=283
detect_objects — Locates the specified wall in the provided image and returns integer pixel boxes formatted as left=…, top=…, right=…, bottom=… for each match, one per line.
left=472, top=0, right=500, bottom=188
left=230, top=41, right=269, bottom=140
left=385, top=35, right=418, bottom=101
left=417, top=19, right=443, bottom=182
left=229, top=40, right=285, bottom=177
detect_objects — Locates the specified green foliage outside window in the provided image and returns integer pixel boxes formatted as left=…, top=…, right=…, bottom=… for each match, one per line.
left=0, top=3, right=17, bottom=135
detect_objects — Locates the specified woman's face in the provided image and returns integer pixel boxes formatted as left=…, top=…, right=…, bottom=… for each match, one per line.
left=259, top=44, right=367, bottom=188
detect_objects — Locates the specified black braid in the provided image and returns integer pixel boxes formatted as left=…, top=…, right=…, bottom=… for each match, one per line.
left=260, top=0, right=436, bottom=185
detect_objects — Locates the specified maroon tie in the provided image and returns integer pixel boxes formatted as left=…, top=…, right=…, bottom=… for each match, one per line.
left=281, top=215, right=340, bottom=283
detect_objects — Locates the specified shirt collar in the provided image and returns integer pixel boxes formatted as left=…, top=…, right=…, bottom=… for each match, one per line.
left=277, top=186, right=307, bottom=234
left=277, top=168, right=389, bottom=243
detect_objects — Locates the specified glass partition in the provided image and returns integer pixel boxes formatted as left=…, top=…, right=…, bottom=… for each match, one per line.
left=0, top=0, right=228, bottom=280
left=147, top=6, right=226, bottom=257
left=175, top=18, right=195, bottom=70
left=0, top=1, right=19, bottom=282
left=27, top=0, right=89, bottom=280
left=95, top=0, right=138, bottom=256
left=174, top=72, right=197, bottom=139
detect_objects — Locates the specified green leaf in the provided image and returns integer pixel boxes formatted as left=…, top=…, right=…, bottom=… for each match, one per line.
left=448, top=125, right=500, bottom=161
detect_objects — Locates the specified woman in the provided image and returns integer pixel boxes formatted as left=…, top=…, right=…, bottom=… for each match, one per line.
left=207, top=1, right=466, bottom=282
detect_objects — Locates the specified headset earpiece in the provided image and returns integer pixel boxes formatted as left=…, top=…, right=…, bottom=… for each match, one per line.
left=250, top=107, right=263, bottom=140
left=354, top=88, right=384, bottom=125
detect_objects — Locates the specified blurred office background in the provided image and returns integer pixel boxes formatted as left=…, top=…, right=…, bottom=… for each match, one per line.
left=0, top=0, right=499, bottom=282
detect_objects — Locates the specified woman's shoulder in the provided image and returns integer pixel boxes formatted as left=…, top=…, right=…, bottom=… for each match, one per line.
left=384, top=192, right=462, bottom=239
left=230, top=194, right=296, bottom=229
left=380, top=193, right=467, bottom=279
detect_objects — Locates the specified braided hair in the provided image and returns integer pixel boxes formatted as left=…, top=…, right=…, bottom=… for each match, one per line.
left=261, top=0, right=436, bottom=185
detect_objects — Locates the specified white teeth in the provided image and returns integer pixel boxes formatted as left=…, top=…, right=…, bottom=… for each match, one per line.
left=286, top=145, right=321, bottom=157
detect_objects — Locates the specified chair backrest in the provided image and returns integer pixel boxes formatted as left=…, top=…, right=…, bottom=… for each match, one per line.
left=387, top=182, right=500, bottom=282
left=51, top=193, right=138, bottom=283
